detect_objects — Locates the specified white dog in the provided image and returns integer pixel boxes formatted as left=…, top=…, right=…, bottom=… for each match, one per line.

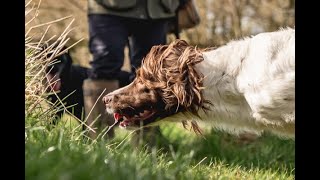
left=103, top=28, right=295, bottom=139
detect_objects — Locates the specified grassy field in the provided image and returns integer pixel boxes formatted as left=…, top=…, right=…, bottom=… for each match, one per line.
left=25, top=113, right=295, bottom=180
left=25, top=1, right=294, bottom=179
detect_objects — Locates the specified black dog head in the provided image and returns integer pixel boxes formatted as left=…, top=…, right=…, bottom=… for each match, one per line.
left=44, top=45, right=73, bottom=92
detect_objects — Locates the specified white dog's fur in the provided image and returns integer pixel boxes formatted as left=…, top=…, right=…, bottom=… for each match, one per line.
left=162, top=28, right=295, bottom=139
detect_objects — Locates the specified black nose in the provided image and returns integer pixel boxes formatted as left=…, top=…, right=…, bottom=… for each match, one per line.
left=102, top=95, right=113, bottom=104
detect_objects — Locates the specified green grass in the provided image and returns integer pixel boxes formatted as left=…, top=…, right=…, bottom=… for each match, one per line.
left=25, top=115, right=294, bottom=180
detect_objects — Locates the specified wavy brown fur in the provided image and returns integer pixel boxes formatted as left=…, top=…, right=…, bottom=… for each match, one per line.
left=136, top=40, right=212, bottom=134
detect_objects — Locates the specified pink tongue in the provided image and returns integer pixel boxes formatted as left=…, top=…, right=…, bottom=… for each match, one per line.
left=47, top=74, right=61, bottom=91
left=114, top=113, right=122, bottom=121
left=52, top=81, right=61, bottom=91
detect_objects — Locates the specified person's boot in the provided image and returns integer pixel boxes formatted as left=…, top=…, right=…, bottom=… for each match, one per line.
left=82, top=79, right=119, bottom=140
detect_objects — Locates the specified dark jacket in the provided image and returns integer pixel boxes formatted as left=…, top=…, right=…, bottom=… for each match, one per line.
left=88, top=0, right=180, bottom=19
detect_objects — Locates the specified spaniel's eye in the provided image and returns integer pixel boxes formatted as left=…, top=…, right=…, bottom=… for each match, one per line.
left=142, top=88, right=150, bottom=93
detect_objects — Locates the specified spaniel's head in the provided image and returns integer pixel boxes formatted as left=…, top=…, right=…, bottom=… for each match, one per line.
left=103, top=40, right=211, bottom=132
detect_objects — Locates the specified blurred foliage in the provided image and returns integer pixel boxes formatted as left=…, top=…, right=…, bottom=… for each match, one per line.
left=27, top=0, right=295, bottom=67
left=180, top=0, right=295, bottom=47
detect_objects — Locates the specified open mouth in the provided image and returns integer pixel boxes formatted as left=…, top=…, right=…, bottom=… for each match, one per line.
left=113, top=108, right=158, bottom=128
left=46, top=74, right=61, bottom=91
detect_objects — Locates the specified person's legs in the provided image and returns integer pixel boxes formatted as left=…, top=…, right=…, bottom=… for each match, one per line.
left=128, top=19, right=168, bottom=81
left=84, top=14, right=129, bottom=139
left=88, top=14, right=129, bottom=80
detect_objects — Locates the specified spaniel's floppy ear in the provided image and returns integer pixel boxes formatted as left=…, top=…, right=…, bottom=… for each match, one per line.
left=138, top=39, right=210, bottom=115
left=170, top=45, right=205, bottom=114
left=159, top=40, right=208, bottom=114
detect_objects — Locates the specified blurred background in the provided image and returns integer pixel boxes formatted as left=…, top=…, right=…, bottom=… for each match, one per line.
left=26, top=0, right=295, bottom=72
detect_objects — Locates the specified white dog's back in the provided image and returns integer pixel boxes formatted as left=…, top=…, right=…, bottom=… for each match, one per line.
left=176, top=28, right=295, bottom=138
left=238, top=28, right=295, bottom=137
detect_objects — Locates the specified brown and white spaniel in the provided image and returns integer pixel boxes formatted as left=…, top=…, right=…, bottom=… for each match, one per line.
left=103, top=28, right=295, bottom=139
